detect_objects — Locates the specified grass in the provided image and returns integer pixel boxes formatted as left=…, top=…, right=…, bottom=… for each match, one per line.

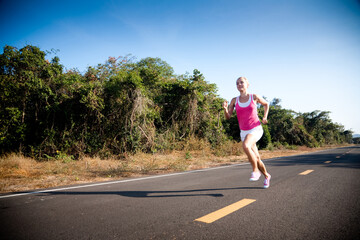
left=0, top=144, right=348, bottom=194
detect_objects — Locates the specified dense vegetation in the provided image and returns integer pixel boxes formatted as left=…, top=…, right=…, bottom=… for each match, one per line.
left=0, top=45, right=353, bottom=159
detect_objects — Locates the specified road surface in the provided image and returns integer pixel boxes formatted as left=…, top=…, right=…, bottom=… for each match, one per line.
left=1, top=146, right=359, bottom=239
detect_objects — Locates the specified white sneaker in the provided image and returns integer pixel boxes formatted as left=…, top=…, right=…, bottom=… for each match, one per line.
left=263, top=174, right=271, bottom=189
left=249, top=171, right=261, bottom=181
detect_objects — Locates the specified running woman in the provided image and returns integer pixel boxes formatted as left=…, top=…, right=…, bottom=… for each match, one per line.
left=223, top=77, right=271, bottom=188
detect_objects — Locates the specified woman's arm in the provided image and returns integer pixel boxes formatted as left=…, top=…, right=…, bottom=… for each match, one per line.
left=223, top=98, right=236, bottom=120
left=254, top=94, right=269, bottom=124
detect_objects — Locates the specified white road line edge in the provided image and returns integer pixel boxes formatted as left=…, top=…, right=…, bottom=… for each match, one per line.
left=1, top=147, right=346, bottom=199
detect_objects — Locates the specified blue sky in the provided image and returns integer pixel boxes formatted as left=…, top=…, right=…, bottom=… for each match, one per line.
left=1, top=0, right=360, bottom=134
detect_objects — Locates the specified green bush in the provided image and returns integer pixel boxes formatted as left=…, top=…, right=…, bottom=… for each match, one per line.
left=0, top=45, right=352, bottom=159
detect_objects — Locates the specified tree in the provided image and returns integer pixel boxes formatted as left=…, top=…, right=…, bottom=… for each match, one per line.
left=0, top=45, right=62, bottom=154
left=300, top=111, right=347, bottom=145
left=267, top=101, right=317, bottom=147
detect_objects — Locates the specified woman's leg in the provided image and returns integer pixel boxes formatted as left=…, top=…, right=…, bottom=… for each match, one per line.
left=251, top=144, right=270, bottom=178
left=242, top=134, right=259, bottom=172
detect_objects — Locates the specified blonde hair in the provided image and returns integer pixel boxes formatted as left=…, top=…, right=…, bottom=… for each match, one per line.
left=236, top=76, right=249, bottom=85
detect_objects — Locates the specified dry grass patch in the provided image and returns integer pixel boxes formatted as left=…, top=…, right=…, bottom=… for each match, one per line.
left=0, top=144, right=349, bottom=193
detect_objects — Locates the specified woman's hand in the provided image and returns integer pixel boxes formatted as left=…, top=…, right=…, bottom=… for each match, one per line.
left=262, top=118, right=268, bottom=124
left=222, top=101, right=228, bottom=110
left=223, top=98, right=235, bottom=120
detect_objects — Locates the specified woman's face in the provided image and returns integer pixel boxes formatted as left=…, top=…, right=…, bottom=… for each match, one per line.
left=236, top=78, right=248, bottom=92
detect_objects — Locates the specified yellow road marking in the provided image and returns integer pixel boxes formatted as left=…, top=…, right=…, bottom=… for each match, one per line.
left=299, top=170, right=314, bottom=175
left=324, top=161, right=331, bottom=164
left=195, top=198, right=256, bottom=223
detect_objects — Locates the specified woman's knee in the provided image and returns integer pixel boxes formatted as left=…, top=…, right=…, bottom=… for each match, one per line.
left=243, top=141, right=254, bottom=152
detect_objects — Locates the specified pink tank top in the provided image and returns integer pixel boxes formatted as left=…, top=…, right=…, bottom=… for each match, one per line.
left=235, top=94, right=261, bottom=131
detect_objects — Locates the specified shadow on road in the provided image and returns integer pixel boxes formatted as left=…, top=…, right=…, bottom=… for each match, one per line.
left=34, top=186, right=263, bottom=198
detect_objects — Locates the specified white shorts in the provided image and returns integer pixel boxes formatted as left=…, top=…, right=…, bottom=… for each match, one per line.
left=240, top=125, right=263, bottom=142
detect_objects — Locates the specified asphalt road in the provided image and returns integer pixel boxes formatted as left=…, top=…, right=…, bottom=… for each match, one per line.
left=1, top=146, right=359, bottom=239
